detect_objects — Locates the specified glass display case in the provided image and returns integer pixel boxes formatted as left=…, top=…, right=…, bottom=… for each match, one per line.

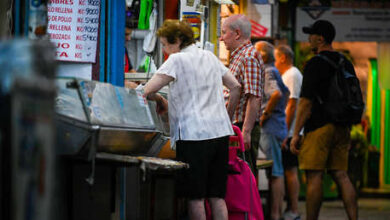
left=55, top=77, right=169, bottom=156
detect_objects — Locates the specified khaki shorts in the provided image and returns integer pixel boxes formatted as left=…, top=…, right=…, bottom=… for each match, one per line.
left=299, top=123, right=351, bottom=171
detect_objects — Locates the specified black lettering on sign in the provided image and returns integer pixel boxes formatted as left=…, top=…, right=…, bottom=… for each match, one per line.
left=84, top=26, right=98, bottom=33
left=85, top=17, right=98, bottom=24
left=82, top=34, right=97, bottom=41
left=88, top=0, right=99, bottom=6
left=86, top=8, right=99, bottom=15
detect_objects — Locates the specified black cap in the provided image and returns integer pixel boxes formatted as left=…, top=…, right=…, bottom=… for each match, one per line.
left=302, top=20, right=335, bottom=43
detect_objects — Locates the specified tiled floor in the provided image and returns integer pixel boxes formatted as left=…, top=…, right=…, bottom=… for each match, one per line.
left=296, top=198, right=390, bottom=220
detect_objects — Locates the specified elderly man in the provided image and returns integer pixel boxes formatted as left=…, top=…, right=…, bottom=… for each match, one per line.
left=274, top=44, right=303, bottom=220
left=256, top=41, right=289, bottom=220
left=220, top=14, right=265, bottom=175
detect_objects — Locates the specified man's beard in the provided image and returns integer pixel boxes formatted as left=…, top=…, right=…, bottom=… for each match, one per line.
left=311, top=46, right=318, bottom=54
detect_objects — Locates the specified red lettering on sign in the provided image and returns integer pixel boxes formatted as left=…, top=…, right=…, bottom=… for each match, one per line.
left=48, top=0, right=74, bottom=5
left=48, top=15, right=57, bottom=21
left=56, top=51, right=69, bottom=57
left=78, top=9, right=84, bottom=14
left=75, top=44, right=83, bottom=49
left=79, top=0, right=85, bottom=5
left=56, top=42, right=70, bottom=49
left=77, top=18, right=83, bottom=23
left=77, top=26, right=84, bottom=32
left=75, top=53, right=82, bottom=58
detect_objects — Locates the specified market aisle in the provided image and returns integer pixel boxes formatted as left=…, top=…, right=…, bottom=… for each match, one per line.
left=295, top=198, right=390, bottom=220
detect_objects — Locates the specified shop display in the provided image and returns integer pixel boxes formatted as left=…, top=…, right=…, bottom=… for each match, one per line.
left=55, top=77, right=169, bottom=156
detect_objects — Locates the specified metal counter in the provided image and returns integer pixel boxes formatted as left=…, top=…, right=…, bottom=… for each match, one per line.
left=54, top=78, right=185, bottom=220
left=55, top=77, right=169, bottom=157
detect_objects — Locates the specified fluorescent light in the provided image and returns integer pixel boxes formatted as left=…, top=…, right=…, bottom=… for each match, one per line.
left=214, top=0, right=236, bottom=5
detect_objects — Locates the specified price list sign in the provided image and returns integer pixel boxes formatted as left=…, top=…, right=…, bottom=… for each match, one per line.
left=47, top=0, right=100, bottom=62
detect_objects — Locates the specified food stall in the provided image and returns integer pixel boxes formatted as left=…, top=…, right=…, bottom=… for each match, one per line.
left=54, top=77, right=186, bottom=220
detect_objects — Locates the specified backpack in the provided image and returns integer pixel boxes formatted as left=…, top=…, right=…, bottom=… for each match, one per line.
left=316, top=53, right=365, bottom=125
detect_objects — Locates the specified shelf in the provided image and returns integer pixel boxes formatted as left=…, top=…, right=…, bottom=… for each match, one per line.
left=125, top=72, right=154, bottom=81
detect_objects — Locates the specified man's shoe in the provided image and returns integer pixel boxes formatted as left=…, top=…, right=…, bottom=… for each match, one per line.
left=283, top=210, right=301, bottom=220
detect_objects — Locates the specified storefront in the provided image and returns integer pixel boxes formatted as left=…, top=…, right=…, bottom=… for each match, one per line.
left=2, top=1, right=191, bottom=220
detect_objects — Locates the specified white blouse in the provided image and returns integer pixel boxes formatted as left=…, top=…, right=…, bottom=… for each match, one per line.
left=156, top=44, right=234, bottom=145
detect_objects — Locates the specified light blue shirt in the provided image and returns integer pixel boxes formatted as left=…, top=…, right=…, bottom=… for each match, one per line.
left=260, top=64, right=289, bottom=140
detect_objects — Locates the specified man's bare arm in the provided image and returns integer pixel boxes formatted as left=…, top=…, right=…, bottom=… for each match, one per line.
left=242, top=94, right=261, bottom=150
left=285, top=98, right=298, bottom=131
left=290, top=97, right=312, bottom=154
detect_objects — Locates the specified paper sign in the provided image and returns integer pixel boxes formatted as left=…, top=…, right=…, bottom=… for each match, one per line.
left=250, top=19, right=269, bottom=37
left=47, top=0, right=100, bottom=62
left=247, top=3, right=272, bottom=38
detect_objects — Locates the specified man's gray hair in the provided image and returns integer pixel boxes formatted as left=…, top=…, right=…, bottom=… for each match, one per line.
left=256, top=41, right=275, bottom=63
left=228, top=14, right=251, bottom=39
left=276, top=45, right=294, bottom=62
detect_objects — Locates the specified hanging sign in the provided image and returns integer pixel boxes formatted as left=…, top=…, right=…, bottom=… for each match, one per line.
left=247, top=3, right=272, bottom=38
left=296, top=7, right=390, bottom=42
left=180, top=0, right=202, bottom=42
left=47, top=0, right=100, bottom=62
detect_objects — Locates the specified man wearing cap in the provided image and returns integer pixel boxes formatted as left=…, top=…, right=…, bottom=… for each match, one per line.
left=290, top=20, right=358, bottom=220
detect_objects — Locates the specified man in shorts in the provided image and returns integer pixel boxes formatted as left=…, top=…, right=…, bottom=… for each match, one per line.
left=255, top=41, right=289, bottom=220
left=290, top=20, right=358, bottom=220
left=274, top=44, right=303, bottom=220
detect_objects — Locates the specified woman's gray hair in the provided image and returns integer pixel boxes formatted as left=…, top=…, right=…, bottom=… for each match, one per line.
left=228, top=14, right=251, bottom=39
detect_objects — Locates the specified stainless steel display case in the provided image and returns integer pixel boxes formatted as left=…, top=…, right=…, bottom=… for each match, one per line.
left=55, top=77, right=169, bottom=157
left=54, top=78, right=187, bottom=220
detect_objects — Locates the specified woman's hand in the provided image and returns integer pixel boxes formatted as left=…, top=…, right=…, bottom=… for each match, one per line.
left=155, top=95, right=168, bottom=114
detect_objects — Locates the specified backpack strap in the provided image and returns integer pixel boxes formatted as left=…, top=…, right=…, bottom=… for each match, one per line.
left=316, top=53, right=344, bottom=69
left=314, top=53, right=344, bottom=105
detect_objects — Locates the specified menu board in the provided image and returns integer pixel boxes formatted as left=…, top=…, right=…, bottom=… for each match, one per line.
left=47, top=0, right=100, bottom=63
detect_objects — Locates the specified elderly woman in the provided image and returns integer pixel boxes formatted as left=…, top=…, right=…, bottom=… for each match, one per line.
left=143, top=20, right=241, bottom=220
